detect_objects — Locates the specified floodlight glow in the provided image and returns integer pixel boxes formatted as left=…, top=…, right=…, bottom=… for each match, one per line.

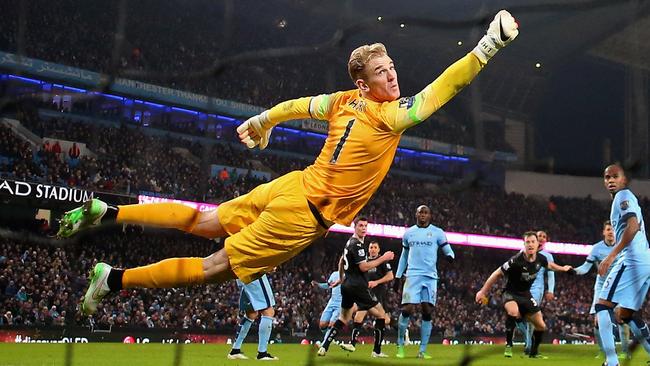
left=171, top=106, right=200, bottom=115
left=138, top=194, right=592, bottom=256
left=7, top=74, right=42, bottom=84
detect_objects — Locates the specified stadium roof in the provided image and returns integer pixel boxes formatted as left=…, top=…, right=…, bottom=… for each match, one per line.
left=247, top=0, right=649, bottom=117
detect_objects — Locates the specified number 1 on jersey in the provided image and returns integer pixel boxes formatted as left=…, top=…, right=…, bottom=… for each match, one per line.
left=330, top=119, right=355, bottom=164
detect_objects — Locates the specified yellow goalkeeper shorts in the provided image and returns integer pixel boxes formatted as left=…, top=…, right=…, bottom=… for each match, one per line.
left=217, top=170, right=329, bottom=283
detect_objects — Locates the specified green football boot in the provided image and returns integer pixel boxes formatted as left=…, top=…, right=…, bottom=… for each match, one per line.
left=57, top=199, right=108, bottom=238
left=504, top=345, right=513, bottom=358
left=80, top=263, right=113, bottom=315
left=396, top=345, right=405, bottom=359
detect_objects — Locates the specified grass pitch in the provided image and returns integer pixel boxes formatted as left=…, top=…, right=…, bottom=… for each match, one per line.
left=0, top=343, right=647, bottom=366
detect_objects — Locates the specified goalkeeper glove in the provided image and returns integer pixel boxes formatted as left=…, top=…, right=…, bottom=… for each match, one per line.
left=472, top=9, right=519, bottom=63
left=237, top=111, right=273, bottom=150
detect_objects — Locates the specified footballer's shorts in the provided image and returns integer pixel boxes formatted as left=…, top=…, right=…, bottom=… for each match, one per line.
left=530, top=287, right=544, bottom=308
left=218, top=170, right=329, bottom=283
left=237, top=275, right=275, bottom=312
left=341, top=284, right=378, bottom=311
left=502, top=291, right=540, bottom=316
left=372, top=286, right=387, bottom=308
left=319, top=303, right=342, bottom=324
left=598, top=260, right=650, bottom=311
left=401, top=276, right=438, bottom=305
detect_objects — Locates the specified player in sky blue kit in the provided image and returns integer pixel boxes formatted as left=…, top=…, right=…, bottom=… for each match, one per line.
left=595, top=164, right=650, bottom=366
left=395, top=205, right=454, bottom=359
left=313, top=271, right=342, bottom=332
left=520, top=230, right=555, bottom=355
left=228, top=274, right=278, bottom=361
left=574, top=220, right=630, bottom=360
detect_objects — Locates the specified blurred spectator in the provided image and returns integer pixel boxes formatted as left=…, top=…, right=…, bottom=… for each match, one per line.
left=2, top=311, right=13, bottom=326
left=52, top=141, right=62, bottom=156
left=68, top=142, right=80, bottom=159
left=218, top=167, right=229, bottom=182
left=15, top=286, right=27, bottom=302
left=5, top=280, right=17, bottom=297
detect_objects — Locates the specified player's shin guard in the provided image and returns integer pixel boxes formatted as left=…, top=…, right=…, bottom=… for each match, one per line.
left=505, top=315, right=517, bottom=347
left=626, top=317, right=650, bottom=354
left=530, top=330, right=544, bottom=356
left=321, top=319, right=344, bottom=351
left=420, top=320, right=433, bottom=353
left=595, top=304, right=618, bottom=366
left=373, top=318, right=386, bottom=354
left=397, top=312, right=409, bottom=346
left=258, top=316, right=273, bottom=353
left=233, top=316, right=254, bottom=350
left=351, top=322, right=362, bottom=346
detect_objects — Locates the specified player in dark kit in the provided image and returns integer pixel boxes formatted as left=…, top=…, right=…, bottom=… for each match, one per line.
left=475, top=231, right=573, bottom=359
left=351, top=240, right=394, bottom=347
left=318, top=217, right=395, bottom=358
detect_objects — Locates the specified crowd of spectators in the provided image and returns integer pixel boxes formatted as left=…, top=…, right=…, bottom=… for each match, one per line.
left=0, top=228, right=315, bottom=334
left=0, top=0, right=515, bottom=151
left=0, top=111, right=625, bottom=243
left=0, top=226, right=621, bottom=339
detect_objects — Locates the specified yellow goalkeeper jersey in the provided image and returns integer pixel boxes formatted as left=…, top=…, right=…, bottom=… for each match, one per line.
left=265, top=52, right=484, bottom=225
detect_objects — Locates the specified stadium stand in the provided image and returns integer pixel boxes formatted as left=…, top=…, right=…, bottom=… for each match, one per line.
left=0, top=228, right=606, bottom=338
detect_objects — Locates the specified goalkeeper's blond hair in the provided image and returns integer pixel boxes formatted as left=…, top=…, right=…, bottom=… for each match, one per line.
left=348, top=43, right=387, bottom=82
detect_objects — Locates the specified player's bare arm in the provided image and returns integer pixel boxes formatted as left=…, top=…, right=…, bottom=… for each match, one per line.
left=368, top=270, right=394, bottom=289
left=475, top=267, right=503, bottom=303
left=336, top=255, right=345, bottom=284
left=547, top=262, right=573, bottom=273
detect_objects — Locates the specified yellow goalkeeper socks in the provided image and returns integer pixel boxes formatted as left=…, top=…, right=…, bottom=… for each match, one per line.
left=116, top=203, right=200, bottom=232
left=122, top=258, right=205, bottom=288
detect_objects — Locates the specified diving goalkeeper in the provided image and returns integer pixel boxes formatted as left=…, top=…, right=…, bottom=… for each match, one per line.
left=57, top=10, right=519, bottom=315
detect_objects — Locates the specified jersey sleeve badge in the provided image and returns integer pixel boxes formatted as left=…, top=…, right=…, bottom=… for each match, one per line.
left=398, top=96, right=415, bottom=109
